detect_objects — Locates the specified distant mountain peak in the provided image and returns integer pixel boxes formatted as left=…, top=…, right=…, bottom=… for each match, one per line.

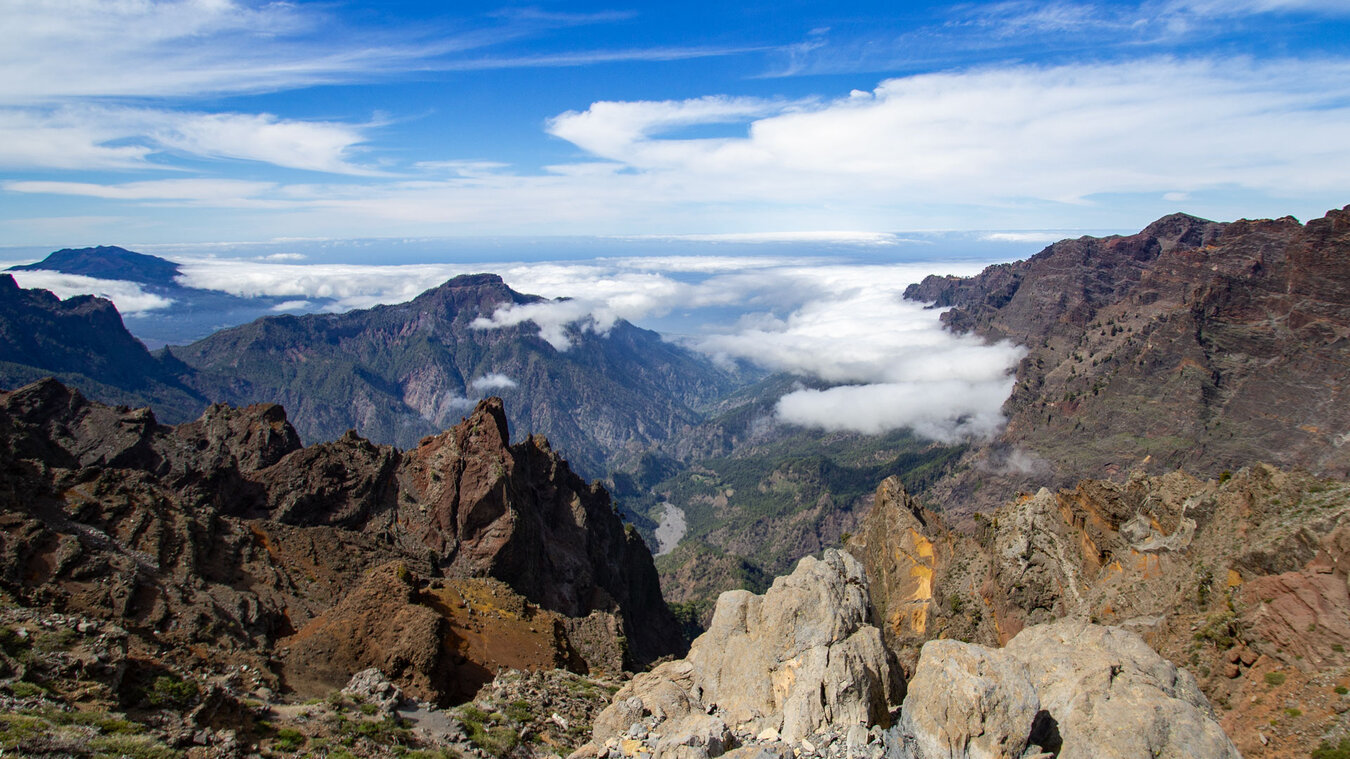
left=8, top=245, right=183, bottom=288
left=439, top=273, right=508, bottom=288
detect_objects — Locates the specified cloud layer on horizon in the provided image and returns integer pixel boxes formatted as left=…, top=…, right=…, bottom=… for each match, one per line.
left=176, top=254, right=1022, bottom=441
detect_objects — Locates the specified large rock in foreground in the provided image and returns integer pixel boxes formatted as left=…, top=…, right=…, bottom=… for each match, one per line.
left=896, top=619, right=1241, bottom=759
left=581, top=550, right=896, bottom=756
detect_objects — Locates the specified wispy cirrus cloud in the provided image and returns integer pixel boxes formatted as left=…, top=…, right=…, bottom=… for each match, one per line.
left=5, top=55, right=1349, bottom=237
left=5, top=178, right=278, bottom=203
left=0, top=106, right=378, bottom=174
left=0, top=0, right=758, bottom=105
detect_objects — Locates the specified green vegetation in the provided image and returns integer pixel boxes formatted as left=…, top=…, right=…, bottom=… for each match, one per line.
left=142, top=674, right=199, bottom=708
left=273, top=726, right=306, bottom=751
left=1264, top=671, right=1287, bottom=686
left=668, top=600, right=707, bottom=641
left=331, top=714, right=413, bottom=748
left=639, top=423, right=965, bottom=583
left=88, top=734, right=181, bottom=759
left=1314, top=738, right=1350, bottom=759
left=1192, top=610, right=1239, bottom=649
left=1335, top=685, right=1348, bottom=695
left=0, top=709, right=171, bottom=758
left=504, top=699, right=532, bottom=723
left=5, top=681, right=46, bottom=699
left=454, top=704, right=517, bottom=755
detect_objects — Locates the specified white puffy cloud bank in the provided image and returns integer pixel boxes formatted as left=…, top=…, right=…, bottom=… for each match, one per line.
left=170, top=252, right=1023, bottom=441
left=6, top=271, right=173, bottom=314
left=6, top=57, right=1350, bottom=238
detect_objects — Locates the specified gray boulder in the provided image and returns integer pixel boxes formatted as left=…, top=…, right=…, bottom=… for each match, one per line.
left=341, top=667, right=404, bottom=714
left=890, top=619, right=1240, bottom=759
left=1003, top=619, right=1240, bottom=759
left=584, top=550, right=896, bottom=756
left=898, top=640, right=1039, bottom=759
left=688, top=550, right=894, bottom=741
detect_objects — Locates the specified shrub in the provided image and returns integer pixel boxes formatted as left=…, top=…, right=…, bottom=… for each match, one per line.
left=1314, top=738, right=1350, bottom=759
left=274, top=726, right=306, bottom=751
left=1264, top=671, right=1287, bottom=686
left=144, top=675, right=199, bottom=708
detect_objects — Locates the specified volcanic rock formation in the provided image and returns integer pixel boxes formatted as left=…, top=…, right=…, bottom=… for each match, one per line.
left=852, top=470, right=1350, bottom=757
left=0, top=378, right=682, bottom=706
left=907, top=205, right=1350, bottom=513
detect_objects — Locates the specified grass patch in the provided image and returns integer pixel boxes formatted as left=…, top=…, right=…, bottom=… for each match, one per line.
left=5, top=681, right=47, bottom=699
left=455, top=704, right=518, bottom=755
left=1264, top=671, right=1287, bottom=686
left=88, top=734, right=181, bottom=759
left=1314, top=738, right=1350, bottom=759
left=335, top=715, right=413, bottom=748
left=142, top=674, right=199, bottom=709
left=0, top=714, right=48, bottom=751
left=273, top=726, right=306, bottom=751
left=42, top=708, right=144, bottom=735
left=504, top=699, right=532, bottom=723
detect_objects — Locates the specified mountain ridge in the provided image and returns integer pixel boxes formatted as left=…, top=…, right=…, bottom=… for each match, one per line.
left=906, top=204, right=1350, bottom=516
left=173, top=272, right=735, bottom=477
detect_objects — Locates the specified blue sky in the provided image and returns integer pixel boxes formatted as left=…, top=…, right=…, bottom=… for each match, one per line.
left=2, top=0, right=1349, bottom=247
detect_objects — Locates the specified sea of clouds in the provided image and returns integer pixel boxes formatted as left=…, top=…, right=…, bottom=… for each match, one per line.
left=5, top=242, right=1026, bottom=443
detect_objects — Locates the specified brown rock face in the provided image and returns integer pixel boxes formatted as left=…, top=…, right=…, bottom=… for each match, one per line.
left=907, top=206, right=1350, bottom=514
left=856, top=467, right=1350, bottom=758
left=0, top=378, right=682, bottom=705
left=847, top=477, right=1001, bottom=672
left=278, top=562, right=581, bottom=705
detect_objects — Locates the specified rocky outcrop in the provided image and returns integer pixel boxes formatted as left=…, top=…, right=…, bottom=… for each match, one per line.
left=857, top=469, right=1350, bottom=757
left=895, top=619, right=1241, bottom=759
left=847, top=477, right=1001, bottom=670
left=579, top=548, right=1240, bottom=759
left=580, top=550, right=895, bottom=757
left=907, top=206, right=1350, bottom=514
left=0, top=377, right=683, bottom=707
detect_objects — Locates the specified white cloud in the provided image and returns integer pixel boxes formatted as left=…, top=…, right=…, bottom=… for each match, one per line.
left=473, top=258, right=1024, bottom=440
left=613, top=231, right=908, bottom=245
left=0, top=0, right=413, bottom=104
left=6, top=178, right=277, bottom=202
left=121, top=251, right=1023, bottom=440
left=982, top=231, right=1083, bottom=243
left=0, top=106, right=377, bottom=174
left=151, top=111, right=379, bottom=175
left=11, top=57, right=1345, bottom=237
left=6, top=271, right=173, bottom=314
left=471, top=299, right=603, bottom=351
left=0, top=0, right=760, bottom=108
left=776, top=379, right=1015, bottom=442
left=470, top=373, right=518, bottom=391
left=173, top=259, right=476, bottom=311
